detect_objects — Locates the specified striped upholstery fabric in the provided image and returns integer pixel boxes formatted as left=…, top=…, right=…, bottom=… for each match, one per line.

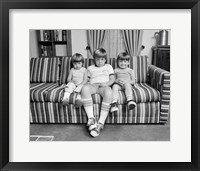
left=67, top=83, right=159, bottom=104
left=148, top=65, right=170, bottom=123
left=30, top=83, right=65, bottom=102
left=59, top=56, right=147, bottom=84
left=30, top=57, right=60, bottom=83
left=30, top=102, right=160, bottom=124
left=30, top=83, right=58, bottom=102
left=44, top=84, right=65, bottom=102
left=132, top=83, right=160, bottom=103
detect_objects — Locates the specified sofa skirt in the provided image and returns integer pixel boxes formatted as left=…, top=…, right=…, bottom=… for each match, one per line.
left=30, top=101, right=166, bottom=124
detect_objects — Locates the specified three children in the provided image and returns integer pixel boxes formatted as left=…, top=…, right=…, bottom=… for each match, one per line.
left=62, top=49, right=136, bottom=137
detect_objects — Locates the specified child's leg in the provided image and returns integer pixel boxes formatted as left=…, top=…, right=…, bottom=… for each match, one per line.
left=124, top=82, right=136, bottom=110
left=97, top=86, right=113, bottom=125
left=112, top=84, right=121, bottom=103
left=90, top=86, right=112, bottom=137
left=62, top=82, right=76, bottom=104
left=110, top=84, right=121, bottom=112
left=81, top=84, right=97, bottom=119
left=74, top=85, right=84, bottom=107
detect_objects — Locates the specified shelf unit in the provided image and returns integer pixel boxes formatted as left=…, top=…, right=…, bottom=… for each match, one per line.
left=37, top=30, right=72, bottom=57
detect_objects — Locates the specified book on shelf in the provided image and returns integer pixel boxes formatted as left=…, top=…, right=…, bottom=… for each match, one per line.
left=40, top=45, right=53, bottom=57
left=39, top=30, right=51, bottom=41
left=55, top=45, right=67, bottom=56
left=54, top=30, right=67, bottom=41
left=62, top=30, right=67, bottom=41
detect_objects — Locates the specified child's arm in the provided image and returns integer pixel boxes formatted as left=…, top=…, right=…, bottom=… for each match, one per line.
left=129, top=69, right=136, bottom=85
left=107, top=74, right=115, bottom=86
left=67, top=69, right=73, bottom=83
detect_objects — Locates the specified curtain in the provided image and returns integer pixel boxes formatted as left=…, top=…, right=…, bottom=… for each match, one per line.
left=87, top=30, right=108, bottom=58
left=103, top=30, right=125, bottom=59
left=121, top=30, right=143, bottom=57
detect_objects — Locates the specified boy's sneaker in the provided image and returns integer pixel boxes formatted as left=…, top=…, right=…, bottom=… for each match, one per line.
left=90, top=122, right=104, bottom=137
left=127, top=100, right=136, bottom=110
left=87, top=117, right=97, bottom=131
left=110, top=102, right=119, bottom=112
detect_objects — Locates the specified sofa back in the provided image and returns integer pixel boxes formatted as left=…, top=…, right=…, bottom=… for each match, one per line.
left=30, top=57, right=60, bottom=83
left=59, top=56, right=148, bottom=84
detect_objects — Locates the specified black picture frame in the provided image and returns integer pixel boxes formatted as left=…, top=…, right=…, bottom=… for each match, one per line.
left=0, top=0, right=199, bottom=170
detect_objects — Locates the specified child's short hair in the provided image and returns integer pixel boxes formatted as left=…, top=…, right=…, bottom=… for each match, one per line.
left=117, top=52, right=130, bottom=63
left=71, top=53, right=84, bottom=63
left=93, top=48, right=107, bottom=62
left=71, top=53, right=84, bottom=68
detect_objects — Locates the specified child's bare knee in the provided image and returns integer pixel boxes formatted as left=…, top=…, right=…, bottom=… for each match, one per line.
left=81, top=85, right=91, bottom=97
left=124, top=82, right=132, bottom=88
left=104, top=87, right=112, bottom=97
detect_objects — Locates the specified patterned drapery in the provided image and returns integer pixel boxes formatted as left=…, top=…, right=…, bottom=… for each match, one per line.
left=87, top=30, right=108, bottom=58
left=121, top=30, right=143, bottom=57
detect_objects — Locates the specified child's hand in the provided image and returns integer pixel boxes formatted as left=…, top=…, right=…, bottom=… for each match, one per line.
left=71, top=80, right=78, bottom=85
left=99, top=83, right=108, bottom=87
left=115, top=79, right=124, bottom=86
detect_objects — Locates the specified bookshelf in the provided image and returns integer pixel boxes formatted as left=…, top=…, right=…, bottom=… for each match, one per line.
left=37, top=30, right=72, bottom=57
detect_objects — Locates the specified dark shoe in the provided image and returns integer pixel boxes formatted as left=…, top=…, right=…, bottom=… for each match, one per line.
left=127, top=100, right=136, bottom=110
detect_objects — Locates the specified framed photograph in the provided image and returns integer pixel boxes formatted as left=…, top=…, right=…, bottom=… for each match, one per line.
left=0, top=0, right=199, bottom=170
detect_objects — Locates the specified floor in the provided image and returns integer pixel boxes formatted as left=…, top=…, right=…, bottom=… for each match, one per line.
left=30, top=121, right=170, bottom=141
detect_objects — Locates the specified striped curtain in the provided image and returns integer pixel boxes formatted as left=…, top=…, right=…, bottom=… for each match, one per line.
left=103, top=30, right=125, bottom=59
left=121, top=30, right=143, bottom=57
left=86, top=30, right=108, bottom=58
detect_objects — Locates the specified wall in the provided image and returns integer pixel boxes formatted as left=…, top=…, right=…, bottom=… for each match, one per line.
left=71, top=30, right=87, bottom=58
left=29, top=30, right=39, bottom=58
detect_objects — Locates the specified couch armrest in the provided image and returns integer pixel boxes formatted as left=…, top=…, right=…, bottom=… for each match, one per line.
left=148, top=64, right=170, bottom=90
left=148, top=64, right=170, bottom=123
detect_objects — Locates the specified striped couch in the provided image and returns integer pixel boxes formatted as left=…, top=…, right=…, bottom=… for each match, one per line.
left=30, top=56, right=170, bottom=124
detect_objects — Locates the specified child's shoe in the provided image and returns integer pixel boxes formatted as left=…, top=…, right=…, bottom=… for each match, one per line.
left=62, top=98, right=69, bottom=106
left=127, top=100, right=136, bottom=110
left=110, top=102, right=119, bottom=112
left=75, top=94, right=83, bottom=108
left=87, top=117, right=97, bottom=131
left=75, top=99, right=83, bottom=108
left=90, top=122, right=104, bottom=137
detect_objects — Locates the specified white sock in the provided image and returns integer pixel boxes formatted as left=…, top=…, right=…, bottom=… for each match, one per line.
left=77, top=94, right=81, bottom=100
left=62, top=92, right=70, bottom=101
left=98, top=102, right=110, bottom=125
left=82, top=98, right=94, bottom=119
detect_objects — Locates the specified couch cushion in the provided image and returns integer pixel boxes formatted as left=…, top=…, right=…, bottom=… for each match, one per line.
left=113, top=83, right=160, bottom=104
left=30, top=83, right=59, bottom=102
left=45, top=84, right=65, bottom=102
left=30, top=57, right=60, bottom=83
left=68, top=83, right=159, bottom=104
left=132, top=83, right=160, bottom=103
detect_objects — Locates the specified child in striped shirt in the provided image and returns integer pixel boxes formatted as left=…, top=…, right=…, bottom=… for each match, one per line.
left=110, top=52, right=136, bottom=112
